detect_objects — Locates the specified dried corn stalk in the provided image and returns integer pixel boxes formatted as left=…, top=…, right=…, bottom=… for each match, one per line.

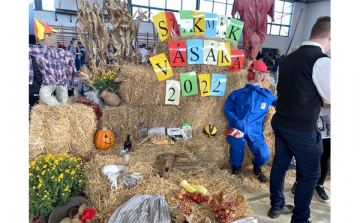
left=74, top=0, right=149, bottom=74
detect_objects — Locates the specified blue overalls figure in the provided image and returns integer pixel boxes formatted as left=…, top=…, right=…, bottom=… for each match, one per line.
left=224, top=60, right=276, bottom=183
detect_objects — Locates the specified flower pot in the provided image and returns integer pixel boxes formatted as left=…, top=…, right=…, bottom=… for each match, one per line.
left=100, top=88, right=121, bottom=106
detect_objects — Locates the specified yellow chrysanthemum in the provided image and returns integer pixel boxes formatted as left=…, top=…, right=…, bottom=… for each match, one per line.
left=43, top=165, right=47, bottom=169
left=44, top=195, right=47, bottom=198
left=65, top=169, right=70, bottom=174
left=59, top=173, right=64, bottom=179
left=41, top=170, right=46, bottom=175
left=79, top=180, right=82, bottom=183
left=71, top=170, right=76, bottom=175
left=37, top=183, right=42, bottom=188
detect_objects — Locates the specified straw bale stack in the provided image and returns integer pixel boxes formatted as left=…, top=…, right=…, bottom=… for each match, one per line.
left=29, top=103, right=97, bottom=161
left=84, top=147, right=252, bottom=223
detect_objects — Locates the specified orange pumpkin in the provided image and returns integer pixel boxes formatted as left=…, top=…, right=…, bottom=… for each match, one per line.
left=94, top=127, right=115, bottom=150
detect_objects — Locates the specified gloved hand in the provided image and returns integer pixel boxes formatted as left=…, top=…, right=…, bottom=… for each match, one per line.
left=225, top=128, right=244, bottom=138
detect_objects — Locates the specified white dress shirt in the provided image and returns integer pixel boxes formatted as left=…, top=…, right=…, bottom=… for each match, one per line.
left=275, top=41, right=331, bottom=104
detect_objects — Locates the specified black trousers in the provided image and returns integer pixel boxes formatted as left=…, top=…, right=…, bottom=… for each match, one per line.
left=270, top=119, right=323, bottom=223
left=295, top=138, right=331, bottom=185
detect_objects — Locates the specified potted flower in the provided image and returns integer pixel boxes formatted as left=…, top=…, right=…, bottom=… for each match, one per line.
left=29, top=153, right=85, bottom=221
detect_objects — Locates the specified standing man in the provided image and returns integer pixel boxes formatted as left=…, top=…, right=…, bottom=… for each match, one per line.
left=268, top=17, right=331, bottom=223
left=79, top=42, right=86, bottom=67
left=231, top=0, right=275, bottom=67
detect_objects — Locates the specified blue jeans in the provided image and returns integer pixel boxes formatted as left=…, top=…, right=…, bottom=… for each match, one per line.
left=269, top=119, right=323, bottom=223
left=75, top=58, right=81, bottom=71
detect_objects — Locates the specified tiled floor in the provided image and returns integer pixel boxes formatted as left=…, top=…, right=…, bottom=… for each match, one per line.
left=244, top=180, right=331, bottom=223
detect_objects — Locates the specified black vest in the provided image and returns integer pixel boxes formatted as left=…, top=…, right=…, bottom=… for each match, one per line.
left=273, top=45, right=329, bottom=131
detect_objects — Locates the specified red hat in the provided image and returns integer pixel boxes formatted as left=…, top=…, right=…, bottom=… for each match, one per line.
left=248, top=60, right=267, bottom=73
left=248, top=60, right=268, bottom=82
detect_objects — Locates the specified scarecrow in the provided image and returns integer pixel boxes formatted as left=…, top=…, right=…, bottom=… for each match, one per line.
left=29, top=19, right=79, bottom=106
left=231, top=0, right=275, bottom=67
left=224, top=60, right=276, bottom=183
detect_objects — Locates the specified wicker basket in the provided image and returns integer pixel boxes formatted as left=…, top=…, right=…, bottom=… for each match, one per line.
left=48, top=196, right=90, bottom=223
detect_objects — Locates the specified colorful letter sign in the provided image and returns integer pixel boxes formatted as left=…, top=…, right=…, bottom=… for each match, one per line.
left=165, top=12, right=180, bottom=37
left=210, top=74, right=227, bottom=97
left=229, top=50, right=244, bottom=72
left=180, top=71, right=199, bottom=97
left=149, top=53, right=174, bottom=82
left=198, top=73, right=211, bottom=97
left=216, top=15, right=228, bottom=38
left=204, top=40, right=218, bottom=65
left=225, top=18, right=244, bottom=44
left=179, top=10, right=194, bottom=36
left=186, top=39, right=204, bottom=65
left=165, top=80, right=181, bottom=105
left=218, top=42, right=231, bottom=67
left=193, top=11, right=205, bottom=35
left=205, top=13, right=217, bottom=38
left=169, top=41, right=187, bottom=67
left=153, top=11, right=171, bottom=42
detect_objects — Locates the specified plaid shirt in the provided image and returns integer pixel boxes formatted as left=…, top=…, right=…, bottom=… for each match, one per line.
left=232, top=0, right=275, bottom=45
left=29, top=44, right=79, bottom=88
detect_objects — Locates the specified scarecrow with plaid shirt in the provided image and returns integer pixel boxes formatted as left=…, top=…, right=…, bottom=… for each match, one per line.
left=29, top=19, right=79, bottom=106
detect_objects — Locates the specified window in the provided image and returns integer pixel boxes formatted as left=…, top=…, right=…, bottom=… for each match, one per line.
left=267, top=0, right=293, bottom=37
left=199, top=0, right=233, bottom=16
left=132, top=0, right=197, bottom=21
left=42, top=0, right=55, bottom=11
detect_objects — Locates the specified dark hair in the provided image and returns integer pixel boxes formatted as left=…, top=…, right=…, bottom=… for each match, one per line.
left=78, top=42, right=82, bottom=45
left=310, top=16, right=330, bottom=39
left=70, top=41, right=73, bottom=43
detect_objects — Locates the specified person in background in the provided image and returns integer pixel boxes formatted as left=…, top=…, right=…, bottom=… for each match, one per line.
left=69, top=39, right=82, bottom=71
left=69, top=39, right=82, bottom=97
left=272, top=54, right=283, bottom=84
left=256, top=51, right=262, bottom=60
left=57, top=41, right=66, bottom=50
left=268, top=16, right=331, bottom=222
left=68, top=40, right=73, bottom=50
left=29, top=34, right=42, bottom=111
left=79, top=42, right=86, bottom=67
left=139, top=44, right=148, bottom=64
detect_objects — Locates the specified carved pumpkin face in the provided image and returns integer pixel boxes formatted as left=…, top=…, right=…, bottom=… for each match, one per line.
left=94, top=127, right=115, bottom=150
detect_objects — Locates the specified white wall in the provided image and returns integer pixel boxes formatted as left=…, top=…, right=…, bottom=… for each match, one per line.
left=301, top=1, right=331, bottom=41
left=261, top=2, right=307, bottom=56
left=34, top=10, right=78, bottom=27
left=54, top=0, right=103, bottom=11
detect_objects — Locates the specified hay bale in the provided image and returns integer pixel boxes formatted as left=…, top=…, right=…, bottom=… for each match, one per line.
left=84, top=151, right=252, bottom=223
left=118, top=63, right=272, bottom=107
left=29, top=104, right=97, bottom=161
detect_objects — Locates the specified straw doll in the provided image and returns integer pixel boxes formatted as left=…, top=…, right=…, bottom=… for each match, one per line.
left=224, top=60, right=276, bottom=183
left=29, top=19, right=80, bottom=106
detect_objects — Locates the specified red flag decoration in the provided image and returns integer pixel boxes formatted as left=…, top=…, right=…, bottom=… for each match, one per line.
left=165, top=12, right=180, bottom=37
left=229, top=50, right=244, bottom=72
left=169, top=41, right=187, bottom=66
